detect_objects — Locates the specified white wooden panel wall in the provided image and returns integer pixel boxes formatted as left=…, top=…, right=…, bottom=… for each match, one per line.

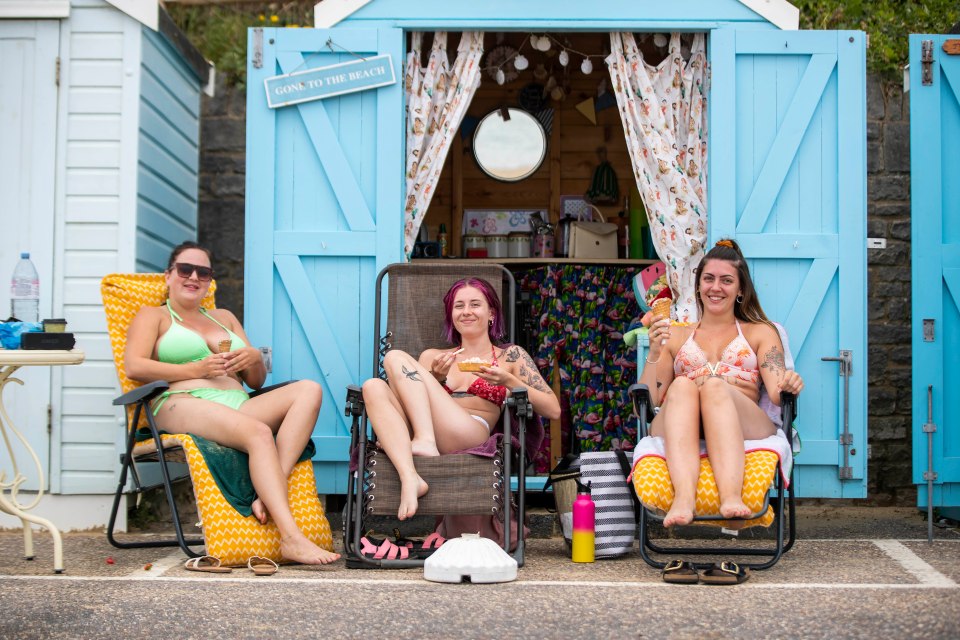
left=51, top=0, right=141, bottom=494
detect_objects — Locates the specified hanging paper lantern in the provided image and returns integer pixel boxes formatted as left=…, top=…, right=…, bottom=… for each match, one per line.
left=581, top=57, right=593, bottom=74
left=496, top=68, right=506, bottom=85
left=558, top=49, right=569, bottom=67
left=513, top=54, right=529, bottom=71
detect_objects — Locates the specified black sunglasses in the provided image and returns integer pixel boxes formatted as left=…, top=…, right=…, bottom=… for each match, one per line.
left=173, top=262, right=214, bottom=282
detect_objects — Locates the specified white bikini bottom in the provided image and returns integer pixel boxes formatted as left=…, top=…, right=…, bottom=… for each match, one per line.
left=470, top=414, right=491, bottom=431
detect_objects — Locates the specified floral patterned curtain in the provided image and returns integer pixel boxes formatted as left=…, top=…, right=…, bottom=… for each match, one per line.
left=404, top=32, right=484, bottom=258
left=517, top=265, right=641, bottom=469
left=606, top=33, right=708, bottom=322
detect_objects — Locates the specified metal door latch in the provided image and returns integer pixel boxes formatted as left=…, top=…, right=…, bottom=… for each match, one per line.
left=822, top=350, right=853, bottom=479
left=922, top=40, right=934, bottom=86
left=923, top=319, right=935, bottom=342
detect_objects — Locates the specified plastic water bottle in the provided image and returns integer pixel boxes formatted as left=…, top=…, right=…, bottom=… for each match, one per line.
left=10, top=252, right=40, bottom=322
left=571, top=480, right=595, bottom=563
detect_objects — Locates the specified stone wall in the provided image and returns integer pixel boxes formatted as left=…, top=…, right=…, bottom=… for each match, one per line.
left=196, top=74, right=916, bottom=505
left=866, top=76, right=913, bottom=505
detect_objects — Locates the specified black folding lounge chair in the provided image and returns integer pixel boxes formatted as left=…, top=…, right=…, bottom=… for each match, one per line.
left=628, top=382, right=797, bottom=571
left=343, top=263, right=536, bottom=569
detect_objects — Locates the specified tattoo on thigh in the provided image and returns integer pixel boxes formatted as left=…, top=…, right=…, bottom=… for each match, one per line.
left=761, top=347, right=786, bottom=378
left=401, top=365, right=422, bottom=382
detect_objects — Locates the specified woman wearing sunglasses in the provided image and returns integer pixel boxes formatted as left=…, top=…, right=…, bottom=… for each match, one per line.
left=124, top=241, right=339, bottom=565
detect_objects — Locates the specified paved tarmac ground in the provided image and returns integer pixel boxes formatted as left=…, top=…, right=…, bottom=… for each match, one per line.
left=1, top=506, right=959, bottom=639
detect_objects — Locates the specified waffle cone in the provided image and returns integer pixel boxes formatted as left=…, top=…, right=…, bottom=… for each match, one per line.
left=651, top=298, right=672, bottom=322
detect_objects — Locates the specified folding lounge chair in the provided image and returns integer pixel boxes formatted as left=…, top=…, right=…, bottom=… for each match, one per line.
left=101, top=273, right=334, bottom=566
left=343, top=263, right=538, bottom=569
left=626, top=325, right=799, bottom=571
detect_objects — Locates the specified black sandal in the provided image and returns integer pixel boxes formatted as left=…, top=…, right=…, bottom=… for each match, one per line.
left=661, top=559, right=699, bottom=584
left=699, top=561, right=751, bottom=585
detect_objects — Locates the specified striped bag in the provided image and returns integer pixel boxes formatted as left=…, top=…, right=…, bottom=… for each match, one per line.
left=578, top=450, right=638, bottom=557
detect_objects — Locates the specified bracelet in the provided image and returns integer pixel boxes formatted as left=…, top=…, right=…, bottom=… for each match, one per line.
left=645, top=353, right=661, bottom=365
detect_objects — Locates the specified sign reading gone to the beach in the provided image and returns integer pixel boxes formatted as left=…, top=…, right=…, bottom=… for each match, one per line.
left=264, top=54, right=395, bottom=108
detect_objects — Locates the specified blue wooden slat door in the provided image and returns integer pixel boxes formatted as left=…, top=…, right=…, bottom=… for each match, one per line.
left=710, top=29, right=868, bottom=497
left=245, top=27, right=404, bottom=493
left=910, top=35, right=960, bottom=512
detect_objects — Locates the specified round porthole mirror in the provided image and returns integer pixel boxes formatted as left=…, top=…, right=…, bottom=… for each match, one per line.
left=473, top=108, right=547, bottom=182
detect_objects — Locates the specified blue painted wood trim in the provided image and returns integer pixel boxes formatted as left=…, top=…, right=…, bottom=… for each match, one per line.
left=275, top=231, right=378, bottom=256
left=375, top=27, right=406, bottom=270
left=339, top=0, right=774, bottom=25
left=737, top=54, right=836, bottom=233
left=276, top=51, right=376, bottom=232
left=734, top=234, right=838, bottom=258
left=245, top=28, right=279, bottom=370
left=835, top=30, right=867, bottom=489
left=707, top=27, right=737, bottom=242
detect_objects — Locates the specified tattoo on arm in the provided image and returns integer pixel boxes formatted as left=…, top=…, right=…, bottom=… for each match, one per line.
left=760, top=347, right=786, bottom=379
left=401, top=365, right=422, bottom=382
left=504, top=346, right=521, bottom=363
left=517, top=350, right=550, bottom=392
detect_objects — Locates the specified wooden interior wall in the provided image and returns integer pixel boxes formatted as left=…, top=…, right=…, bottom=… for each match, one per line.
left=421, top=32, right=651, bottom=255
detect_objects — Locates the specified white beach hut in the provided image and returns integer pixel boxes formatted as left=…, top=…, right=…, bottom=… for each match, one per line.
left=0, top=0, right=211, bottom=531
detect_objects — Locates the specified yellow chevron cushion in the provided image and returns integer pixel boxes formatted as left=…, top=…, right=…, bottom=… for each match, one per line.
left=102, top=274, right=334, bottom=565
left=151, top=433, right=335, bottom=567
left=632, top=450, right=780, bottom=528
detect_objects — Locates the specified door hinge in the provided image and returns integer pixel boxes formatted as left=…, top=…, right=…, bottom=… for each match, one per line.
left=47, top=404, right=52, bottom=434
left=921, top=40, right=934, bottom=86
left=253, top=28, right=264, bottom=69
left=55, top=56, right=60, bottom=86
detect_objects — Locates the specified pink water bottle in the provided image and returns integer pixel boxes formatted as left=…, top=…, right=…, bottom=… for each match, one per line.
left=571, top=480, right=595, bottom=563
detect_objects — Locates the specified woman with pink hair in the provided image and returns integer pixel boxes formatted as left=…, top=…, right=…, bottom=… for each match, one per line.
left=361, top=277, right=560, bottom=521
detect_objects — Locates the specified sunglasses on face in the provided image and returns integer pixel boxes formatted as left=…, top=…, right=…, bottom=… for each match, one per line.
left=173, top=262, right=214, bottom=281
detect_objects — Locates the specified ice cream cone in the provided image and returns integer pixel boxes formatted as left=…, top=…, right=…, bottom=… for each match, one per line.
left=651, top=298, right=672, bottom=323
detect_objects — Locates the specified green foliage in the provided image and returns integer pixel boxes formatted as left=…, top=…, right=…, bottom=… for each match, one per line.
left=166, top=2, right=315, bottom=88
left=793, top=0, right=959, bottom=80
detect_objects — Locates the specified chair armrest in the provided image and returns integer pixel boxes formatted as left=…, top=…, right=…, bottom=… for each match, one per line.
left=627, top=383, right=655, bottom=435
left=249, top=379, right=294, bottom=399
left=113, top=380, right=169, bottom=406
left=780, top=391, right=797, bottom=426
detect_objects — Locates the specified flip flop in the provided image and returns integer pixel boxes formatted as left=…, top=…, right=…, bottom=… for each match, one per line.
left=184, top=555, right=232, bottom=573
left=359, top=536, right=410, bottom=560
left=699, top=561, right=751, bottom=585
left=660, top=559, right=699, bottom=584
left=247, top=555, right=279, bottom=576
left=390, top=531, right=446, bottom=558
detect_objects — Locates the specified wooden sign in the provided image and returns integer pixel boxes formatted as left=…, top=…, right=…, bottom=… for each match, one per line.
left=264, top=54, right=395, bottom=109
left=944, top=40, right=960, bottom=55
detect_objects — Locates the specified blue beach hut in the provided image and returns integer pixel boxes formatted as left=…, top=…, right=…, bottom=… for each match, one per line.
left=244, top=0, right=868, bottom=499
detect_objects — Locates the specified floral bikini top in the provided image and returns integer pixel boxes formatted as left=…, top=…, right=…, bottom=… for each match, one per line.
left=445, top=345, right=507, bottom=408
left=673, top=320, right=761, bottom=387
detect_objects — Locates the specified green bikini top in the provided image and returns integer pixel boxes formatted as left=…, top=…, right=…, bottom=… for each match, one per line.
left=157, top=302, right=246, bottom=365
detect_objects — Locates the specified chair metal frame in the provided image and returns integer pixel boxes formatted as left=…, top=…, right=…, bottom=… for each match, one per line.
left=342, top=262, right=533, bottom=569
left=628, top=382, right=797, bottom=570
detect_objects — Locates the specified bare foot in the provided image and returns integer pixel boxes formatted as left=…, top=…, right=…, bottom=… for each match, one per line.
left=251, top=497, right=269, bottom=525
left=719, top=499, right=753, bottom=519
left=411, top=438, right=440, bottom=457
left=280, top=534, right=341, bottom=565
left=398, top=475, right=430, bottom=521
left=663, top=501, right=695, bottom=528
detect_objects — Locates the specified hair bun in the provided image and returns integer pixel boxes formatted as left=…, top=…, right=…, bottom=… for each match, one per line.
left=715, top=239, right=734, bottom=248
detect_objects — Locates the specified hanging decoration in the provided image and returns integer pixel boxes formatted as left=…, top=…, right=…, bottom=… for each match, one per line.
left=575, top=97, right=597, bottom=125
left=484, top=45, right=519, bottom=84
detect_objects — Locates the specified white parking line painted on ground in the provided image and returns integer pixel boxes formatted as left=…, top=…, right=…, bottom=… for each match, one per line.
left=1, top=575, right=957, bottom=589
left=872, top=540, right=957, bottom=587
left=127, top=550, right=185, bottom=578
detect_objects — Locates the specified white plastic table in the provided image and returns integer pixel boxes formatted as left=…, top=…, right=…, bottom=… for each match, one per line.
left=0, top=349, right=85, bottom=573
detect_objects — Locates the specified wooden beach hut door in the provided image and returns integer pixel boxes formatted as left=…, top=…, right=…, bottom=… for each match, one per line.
left=910, top=35, right=960, bottom=516
left=709, top=29, right=868, bottom=497
left=245, top=27, right=404, bottom=493
left=0, top=20, right=59, bottom=491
